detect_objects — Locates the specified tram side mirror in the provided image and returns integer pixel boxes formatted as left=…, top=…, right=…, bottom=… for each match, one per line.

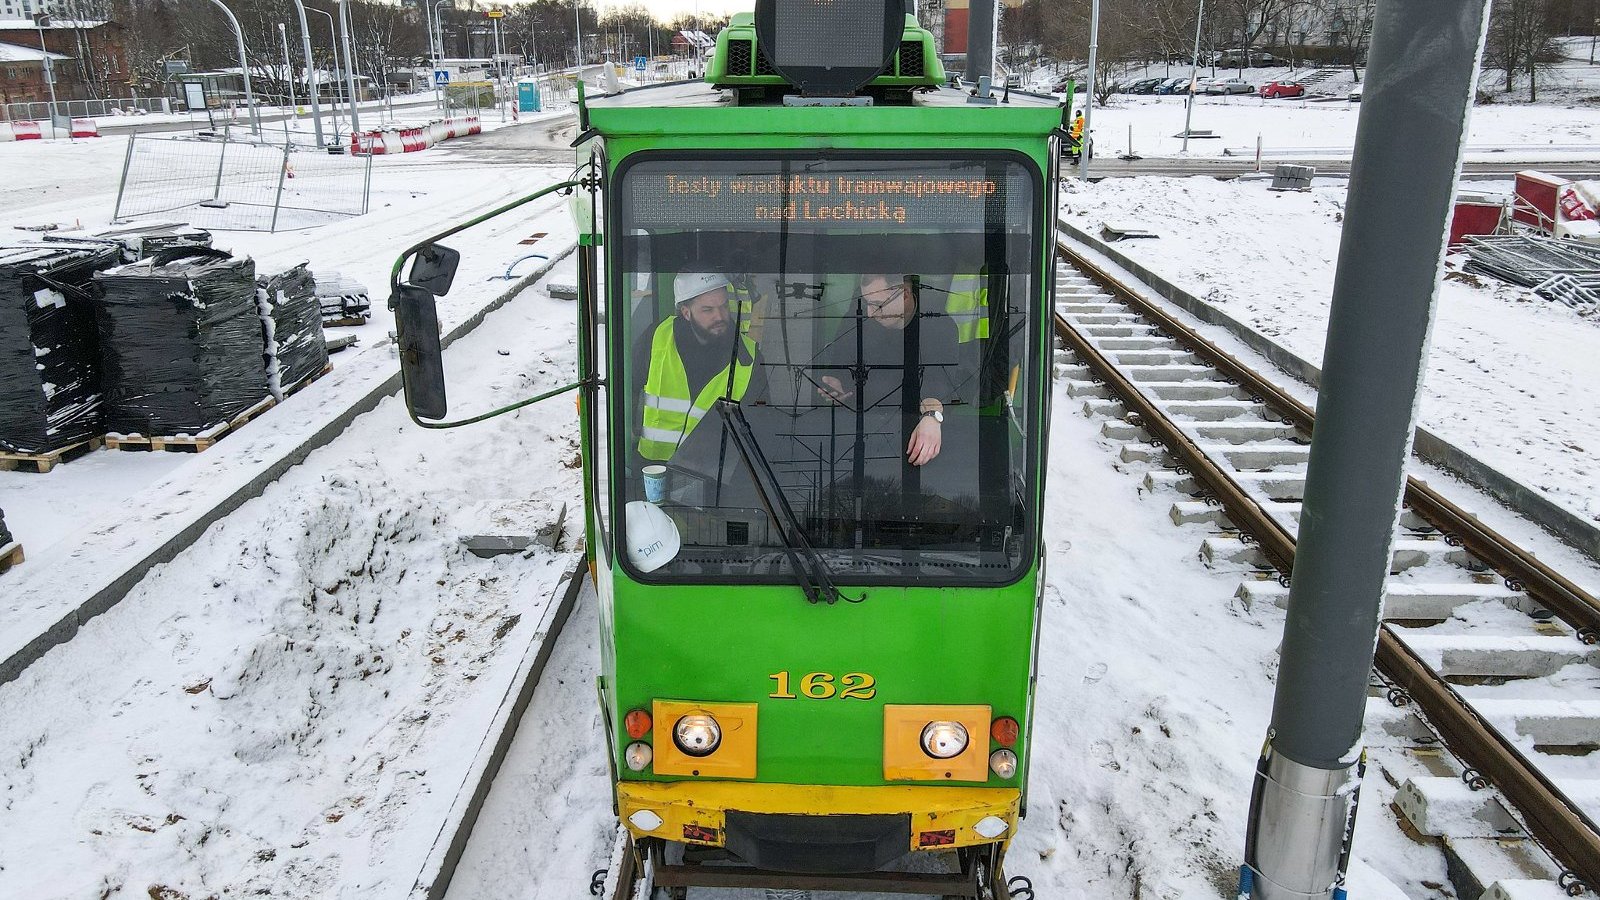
left=409, top=243, right=461, bottom=296
left=391, top=283, right=448, bottom=420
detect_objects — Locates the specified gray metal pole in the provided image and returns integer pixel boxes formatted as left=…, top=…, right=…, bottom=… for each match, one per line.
left=308, top=8, right=343, bottom=140
left=35, top=18, right=59, bottom=139
left=205, top=0, right=260, bottom=136
left=290, top=0, right=323, bottom=146
left=1182, top=0, right=1205, bottom=153
left=279, top=24, right=296, bottom=128
left=1241, top=2, right=1492, bottom=899
left=337, top=0, right=360, bottom=135
left=966, top=0, right=994, bottom=85
left=1077, top=0, right=1099, bottom=180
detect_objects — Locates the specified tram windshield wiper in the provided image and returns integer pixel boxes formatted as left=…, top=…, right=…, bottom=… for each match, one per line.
left=714, top=399, right=862, bottom=605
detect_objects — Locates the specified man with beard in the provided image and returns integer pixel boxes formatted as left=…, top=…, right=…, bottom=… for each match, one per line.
left=633, top=272, right=767, bottom=463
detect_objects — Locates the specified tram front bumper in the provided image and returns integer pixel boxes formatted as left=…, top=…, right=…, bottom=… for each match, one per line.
left=617, top=782, right=1020, bottom=868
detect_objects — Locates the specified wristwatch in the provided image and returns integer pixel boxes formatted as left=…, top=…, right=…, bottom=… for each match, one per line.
left=921, top=408, right=943, bottom=423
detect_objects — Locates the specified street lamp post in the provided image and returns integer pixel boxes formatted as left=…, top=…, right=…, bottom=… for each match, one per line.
left=1182, top=0, right=1206, bottom=153
left=574, top=0, right=583, bottom=72
left=32, top=14, right=60, bottom=139
left=1079, top=0, right=1099, bottom=180
left=279, top=24, right=297, bottom=118
left=337, top=0, right=360, bottom=134
left=307, top=6, right=344, bottom=140
left=433, top=0, right=455, bottom=111
left=289, top=0, right=324, bottom=145
left=203, top=0, right=261, bottom=135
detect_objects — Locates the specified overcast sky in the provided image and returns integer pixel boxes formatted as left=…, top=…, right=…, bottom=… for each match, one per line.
left=596, top=0, right=755, bottom=24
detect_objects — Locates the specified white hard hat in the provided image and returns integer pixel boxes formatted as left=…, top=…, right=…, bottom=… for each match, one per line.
left=625, top=500, right=681, bottom=573
left=674, top=272, right=730, bottom=306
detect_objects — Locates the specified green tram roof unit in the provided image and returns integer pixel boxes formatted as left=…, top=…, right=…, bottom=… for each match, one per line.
left=708, top=12, right=945, bottom=94
left=583, top=80, right=1066, bottom=141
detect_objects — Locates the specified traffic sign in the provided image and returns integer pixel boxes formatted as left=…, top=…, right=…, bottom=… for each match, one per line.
left=486, top=8, right=503, bottom=17
left=634, top=56, right=647, bottom=72
left=433, top=69, right=450, bottom=87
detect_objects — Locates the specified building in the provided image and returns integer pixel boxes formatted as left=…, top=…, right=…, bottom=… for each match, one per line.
left=0, top=0, right=51, bottom=23
left=0, top=40, right=69, bottom=104
left=0, top=18, right=130, bottom=98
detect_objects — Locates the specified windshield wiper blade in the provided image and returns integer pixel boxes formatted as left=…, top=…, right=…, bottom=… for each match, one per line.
left=715, top=399, right=862, bottom=605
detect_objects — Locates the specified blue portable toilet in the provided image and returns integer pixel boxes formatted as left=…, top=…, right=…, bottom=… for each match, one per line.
left=517, top=81, right=541, bottom=113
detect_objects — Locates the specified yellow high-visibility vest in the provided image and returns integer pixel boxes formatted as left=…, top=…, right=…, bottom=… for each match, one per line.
left=638, top=318, right=755, bottom=461
left=946, top=274, right=991, bottom=343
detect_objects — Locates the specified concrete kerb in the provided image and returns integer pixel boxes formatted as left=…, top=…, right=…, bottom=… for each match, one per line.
left=0, top=242, right=578, bottom=688
left=1059, top=219, right=1600, bottom=562
left=409, top=560, right=588, bottom=900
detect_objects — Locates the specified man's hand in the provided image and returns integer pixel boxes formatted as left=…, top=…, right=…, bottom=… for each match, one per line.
left=907, top=416, right=942, bottom=466
left=817, top=375, right=853, bottom=404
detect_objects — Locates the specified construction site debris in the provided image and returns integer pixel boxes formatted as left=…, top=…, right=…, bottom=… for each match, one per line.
left=314, top=271, right=371, bottom=325
left=1461, top=235, right=1600, bottom=311
left=0, top=243, right=120, bottom=454
left=258, top=263, right=330, bottom=400
left=94, top=249, right=270, bottom=437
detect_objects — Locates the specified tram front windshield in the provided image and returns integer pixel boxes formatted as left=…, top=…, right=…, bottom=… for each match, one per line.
left=616, top=154, right=1040, bottom=586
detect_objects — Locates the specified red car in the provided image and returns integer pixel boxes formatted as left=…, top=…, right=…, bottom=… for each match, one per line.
left=1259, top=80, right=1306, bottom=99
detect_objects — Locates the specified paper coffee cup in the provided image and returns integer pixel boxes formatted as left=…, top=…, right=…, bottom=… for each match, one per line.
left=642, top=464, right=667, bottom=503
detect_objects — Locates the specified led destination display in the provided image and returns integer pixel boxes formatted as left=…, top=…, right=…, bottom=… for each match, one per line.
left=622, top=158, right=1034, bottom=231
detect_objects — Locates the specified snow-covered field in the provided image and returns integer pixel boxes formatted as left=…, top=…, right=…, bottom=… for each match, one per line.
left=1058, top=175, right=1600, bottom=533
left=1044, top=43, right=1600, bottom=159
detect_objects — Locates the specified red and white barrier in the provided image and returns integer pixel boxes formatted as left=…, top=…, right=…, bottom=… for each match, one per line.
left=8, top=120, right=42, bottom=141
left=348, top=118, right=483, bottom=155
left=69, top=118, right=100, bottom=138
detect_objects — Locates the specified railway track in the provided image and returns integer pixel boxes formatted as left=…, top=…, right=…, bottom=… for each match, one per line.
left=1051, top=239, right=1600, bottom=897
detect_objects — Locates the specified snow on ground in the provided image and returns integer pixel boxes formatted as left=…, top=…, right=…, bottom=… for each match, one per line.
left=0, top=115, right=578, bottom=557
left=1059, top=175, right=1600, bottom=532
left=0, top=260, right=585, bottom=899
left=1036, top=48, right=1600, bottom=159
left=1084, top=92, right=1600, bottom=159
left=442, top=369, right=1448, bottom=900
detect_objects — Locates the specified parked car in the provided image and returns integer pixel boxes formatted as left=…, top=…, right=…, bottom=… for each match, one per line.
left=1203, top=78, right=1253, bottom=95
left=1249, top=51, right=1279, bottom=67
left=1125, top=77, right=1165, bottom=95
left=1155, top=76, right=1192, bottom=95
left=1259, top=80, right=1305, bottom=99
left=1348, top=85, right=1363, bottom=102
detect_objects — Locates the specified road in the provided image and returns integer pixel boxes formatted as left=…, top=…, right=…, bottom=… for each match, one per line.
left=95, top=96, right=445, bottom=136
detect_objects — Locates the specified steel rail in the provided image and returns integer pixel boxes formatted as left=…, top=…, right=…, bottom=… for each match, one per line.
left=1058, top=241, right=1600, bottom=643
left=1053, top=243, right=1600, bottom=892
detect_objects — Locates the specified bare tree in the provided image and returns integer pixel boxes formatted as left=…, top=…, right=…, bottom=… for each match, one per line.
left=1485, top=0, right=1565, bottom=100
left=1317, top=0, right=1374, bottom=79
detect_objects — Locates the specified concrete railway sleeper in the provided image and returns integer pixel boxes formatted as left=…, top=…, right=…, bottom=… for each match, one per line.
left=1052, top=242, right=1600, bottom=897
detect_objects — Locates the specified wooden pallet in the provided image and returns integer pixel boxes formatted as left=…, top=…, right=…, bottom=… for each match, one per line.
left=106, top=395, right=276, bottom=454
left=0, top=542, right=23, bottom=575
left=0, top=436, right=104, bottom=474
left=283, top=362, right=333, bottom=399
left=322, top=314, right=368, bottom=328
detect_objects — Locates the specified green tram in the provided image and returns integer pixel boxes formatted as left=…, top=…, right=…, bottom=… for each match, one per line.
left=390, top=2, right=1069, bottom=896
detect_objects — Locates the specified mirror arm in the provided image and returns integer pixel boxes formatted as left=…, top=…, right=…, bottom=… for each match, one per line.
left=389, top=179, right=581, bottom=295
left=407, top=378, right=589, bottom=430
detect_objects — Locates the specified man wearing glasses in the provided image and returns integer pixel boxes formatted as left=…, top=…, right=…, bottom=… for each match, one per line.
left=814, top=273, right=967, bottom=467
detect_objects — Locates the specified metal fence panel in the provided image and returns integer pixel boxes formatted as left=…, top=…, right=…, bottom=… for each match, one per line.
left=2, top=97, right=171, bottom=123
left=113, top=130, right=370, bottom=233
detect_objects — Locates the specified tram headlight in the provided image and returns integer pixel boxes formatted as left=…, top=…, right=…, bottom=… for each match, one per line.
left=920, top=721, right=969, bottom=759
left=672, top=714, right=722, bottom=757
left=989, top=748, right=1018, bottom=779
left=624, top=741, right=654, bottom=772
